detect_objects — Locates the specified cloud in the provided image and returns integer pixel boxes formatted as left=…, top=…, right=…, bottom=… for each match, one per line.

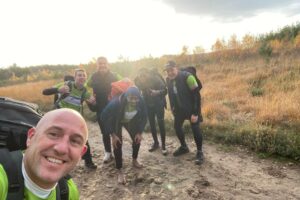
left=161, top=0, right=300, bottom=21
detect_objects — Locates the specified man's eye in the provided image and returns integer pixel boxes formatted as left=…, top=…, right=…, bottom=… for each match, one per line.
left=48, top=132, right=59, bottom=138
left=70, top=138, right=83, bottom=146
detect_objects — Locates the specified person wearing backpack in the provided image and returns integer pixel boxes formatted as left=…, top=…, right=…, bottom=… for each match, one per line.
left=0, top=108, right=88, bottom=200
left=86, top=57, right=122, bottom=163
left=100, top=87, right=147, bottom=184
left=43, top=69, right=97, bottom=169
left=134, top=67, right=168, bottom=155
left=164, top=60, right=204, bottom=165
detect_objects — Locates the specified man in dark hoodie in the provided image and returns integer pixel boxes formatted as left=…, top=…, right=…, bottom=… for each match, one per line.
left=100, top=87, right=147, bottom=184
left=134, top=68, right=168, bottom=155
left=165, top=60, right=204, bottom=165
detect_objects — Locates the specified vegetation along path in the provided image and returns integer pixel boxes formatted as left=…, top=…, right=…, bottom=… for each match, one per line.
left=72, top=121, right=300, bottom=200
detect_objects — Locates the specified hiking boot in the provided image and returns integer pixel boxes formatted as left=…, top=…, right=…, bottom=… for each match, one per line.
left=195, top=151, right=204, bottom=165
left=148, top=143, right=159, bottom=152
left=85, top=161, right=97, bottom=169
left=103, top=152, right=113, bottom=163
left=173, top=146, right=189, bottom=157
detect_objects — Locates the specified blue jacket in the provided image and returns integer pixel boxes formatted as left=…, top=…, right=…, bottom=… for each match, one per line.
left=100, top=87, right=147, bottom=135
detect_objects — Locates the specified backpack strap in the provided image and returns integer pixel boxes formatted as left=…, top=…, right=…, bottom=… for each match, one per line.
left=56, top=174, right=71, bottom=200
left=0, top=149, right=71, bottom=200
left=0, top=149, right=24, bottom=200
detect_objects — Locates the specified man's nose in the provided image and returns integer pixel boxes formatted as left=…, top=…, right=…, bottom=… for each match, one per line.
left=53, top=138, right=69, bottom=155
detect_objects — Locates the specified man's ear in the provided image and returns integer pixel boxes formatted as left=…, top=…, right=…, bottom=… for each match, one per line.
left=81, top=145, right=87, bottom=156
left=26, top=127, right=36, bottom=147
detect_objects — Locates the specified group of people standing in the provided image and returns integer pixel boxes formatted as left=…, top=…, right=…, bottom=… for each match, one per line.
left=43, top=57, right=204, bottom=184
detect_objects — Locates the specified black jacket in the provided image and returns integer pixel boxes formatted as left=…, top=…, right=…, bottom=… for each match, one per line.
left=167, top=71, right=202, bottom=121
left=87, top=71, right=119, bottom=111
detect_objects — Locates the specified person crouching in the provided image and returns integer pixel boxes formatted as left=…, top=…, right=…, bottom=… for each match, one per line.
left=100, top=86, right=147, bottom=184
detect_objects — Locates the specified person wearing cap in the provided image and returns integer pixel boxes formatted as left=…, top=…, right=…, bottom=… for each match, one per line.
left=164, top=60, right=204, bottom=165
left=100, top=86, right=147, bottom=184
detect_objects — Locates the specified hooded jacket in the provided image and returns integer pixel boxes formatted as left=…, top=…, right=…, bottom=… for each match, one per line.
left=100, top=87, right=147, bottom=136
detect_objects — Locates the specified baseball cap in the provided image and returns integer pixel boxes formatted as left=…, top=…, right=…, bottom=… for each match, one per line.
left=164, top=60, right=176, bottom=70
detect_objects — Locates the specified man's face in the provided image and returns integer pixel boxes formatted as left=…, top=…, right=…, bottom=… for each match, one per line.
left=24, top=110, right=88, bottom=189
left=166, top=67, right=178, bottom=80
left=96, top=58, right=109, bottom=74
left=75, top=70, right=87, bottom=87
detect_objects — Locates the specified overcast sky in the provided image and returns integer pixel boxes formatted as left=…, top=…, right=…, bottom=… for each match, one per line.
left=0, top=0, right=299, bottom=67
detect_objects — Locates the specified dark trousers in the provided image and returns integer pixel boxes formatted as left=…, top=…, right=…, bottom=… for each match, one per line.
left=174, top=113, right=203, bottom=151
left=147, top=105, right=166, bottom=149
left=82, top=141, right=93, bottom=163
left=97, top=111, right=112, bottom=153
left=114, top=123, right=140, bottom=169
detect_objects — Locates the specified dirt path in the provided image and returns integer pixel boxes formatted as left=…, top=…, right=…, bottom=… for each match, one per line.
left=72, top=121, right=300, bottom=200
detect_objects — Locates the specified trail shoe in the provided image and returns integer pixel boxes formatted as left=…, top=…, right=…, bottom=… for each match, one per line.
left=132, top=159, right=143, bottom=168
left=195, top=151, right=204, bottom=165
left=117, top=170, right=126, bottom=185
left=85, top=161, right=97, bottom=169
left=162, top=149, right=168, bottom=156
left=173, top=146, right=190, bottom=157
left=148, top=143, right=159, bottom=152
left=103, top=152, right=113, bottom=163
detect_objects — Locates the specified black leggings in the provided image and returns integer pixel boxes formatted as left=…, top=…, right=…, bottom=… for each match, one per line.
left=97, top=111, right=112, bottom=153
left=174, top=113, right=203, bottom=151
left=113, top=124, right=140, bottom=169
left=147, top=105, right=166, bottom=149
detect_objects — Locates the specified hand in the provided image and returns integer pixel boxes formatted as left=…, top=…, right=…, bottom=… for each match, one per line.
left=191, top=114, right=198, bottom=123
left=150, top=89, right=160, bottom=96
left=134, top=133, right=142, bottom=144
left=58, top=85, right=70, bottom=94
left=112, top=134, right=122, bottom=149
left=86, top=96, right=96, bottom=104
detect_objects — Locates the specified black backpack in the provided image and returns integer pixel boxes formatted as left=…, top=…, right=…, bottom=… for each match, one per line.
left=0, top=97, right=70, bottom=200
left=181, top=66, right=202, bottom=91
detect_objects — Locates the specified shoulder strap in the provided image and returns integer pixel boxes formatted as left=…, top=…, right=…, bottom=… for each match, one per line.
left=56, top=174, right=71, bottom=200
left=80, top=87, right=87, bottom=104
left=0, top=149, right=24, bottom=200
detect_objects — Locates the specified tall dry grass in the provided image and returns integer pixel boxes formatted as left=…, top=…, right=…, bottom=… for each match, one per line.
left=0, top=80, right=57, bottom=111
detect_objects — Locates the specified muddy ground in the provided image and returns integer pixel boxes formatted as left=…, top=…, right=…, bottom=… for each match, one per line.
left=71, top=121, right=300, bottom=200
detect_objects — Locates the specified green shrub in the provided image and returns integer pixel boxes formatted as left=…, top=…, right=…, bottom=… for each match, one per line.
left=251, top=87, right=264, bottom=96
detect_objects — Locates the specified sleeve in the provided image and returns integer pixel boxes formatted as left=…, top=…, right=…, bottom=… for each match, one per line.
left=156, top=76, right=167, bottom=96
left=0, top=165, right=8, bottom=200
left=67, top=178, right=80, bottom=200
left=186, top=75, right=200, bottom=115
left=186, top=75, right=198, bottom=90
left=100, top=99, right=118, bottom=134
left=42, top=87, right=59, bottom=95
left=83, top=89, right=91, bottom=100
left=138, top=98, right=148, bottom=133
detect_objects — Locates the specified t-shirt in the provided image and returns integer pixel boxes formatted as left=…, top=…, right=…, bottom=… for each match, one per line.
left=55, top=82, right=91, bottom=113
left=0, top=164, right=79, bottom=200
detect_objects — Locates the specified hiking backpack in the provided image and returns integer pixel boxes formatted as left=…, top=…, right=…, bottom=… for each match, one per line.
left=181, top=66, right=202, bottom=91
left=0, top=97, right=70, bottom=200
